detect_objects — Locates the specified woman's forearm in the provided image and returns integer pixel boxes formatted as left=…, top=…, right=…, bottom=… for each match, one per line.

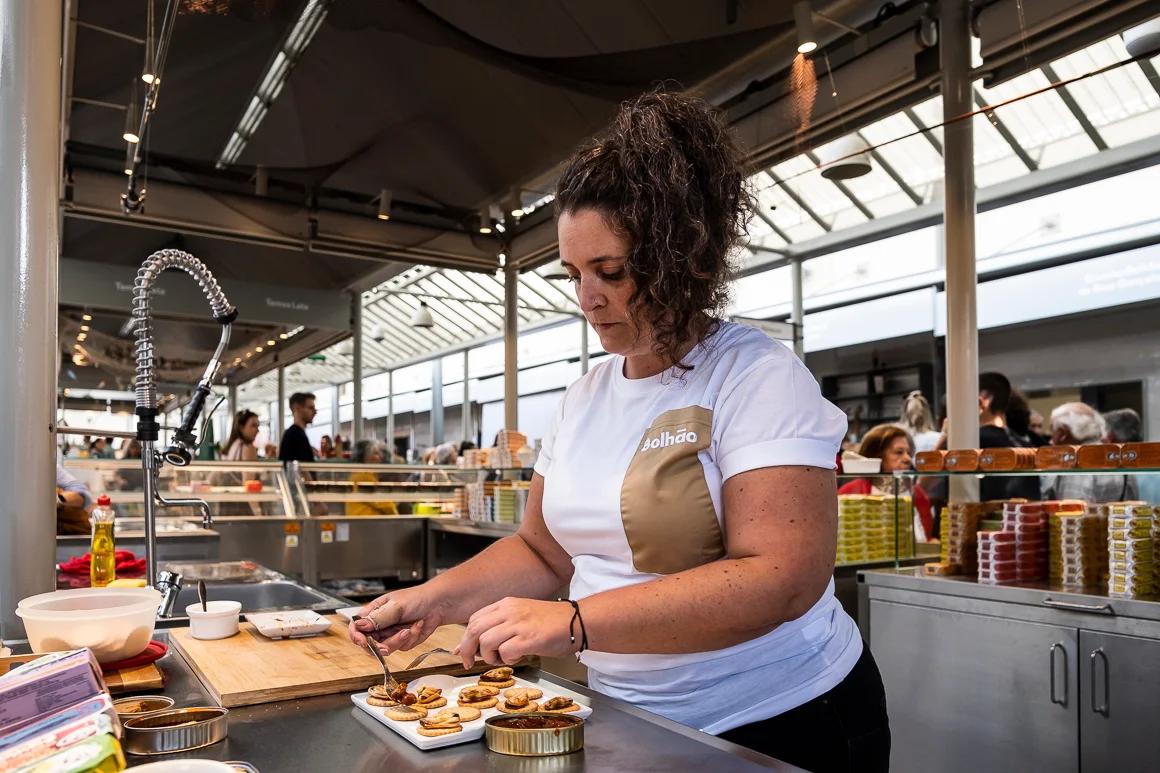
left=579, top=555, right=827, bottom=655
left=426, top=534, right=570, bottom=623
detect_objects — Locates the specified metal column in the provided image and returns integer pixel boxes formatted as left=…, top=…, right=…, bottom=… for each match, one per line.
left=387, top=370, right=394, bottom=457
left=503, top=264, right=519, bottom=430
left=0, top=0, right=62, bottom=639
left=462, top=350, right=471, bottom=446
left=580, top=318, right=590, bottom=375
left=329, top=386, right=339, bottom=440
left=790, top=257, right=805, bottom=359
left=941, top=0, right=980, bottom=498
left=275, top=366, right=285, bottom=440
left=351, top=293, right=363, bottom=444
left=227, top=384, right=237, bottom=424
left=431, top=357, right=444, bottom=444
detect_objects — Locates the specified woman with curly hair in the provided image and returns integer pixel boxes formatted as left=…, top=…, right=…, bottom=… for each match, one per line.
left=351, top=91, right=888, bottom=771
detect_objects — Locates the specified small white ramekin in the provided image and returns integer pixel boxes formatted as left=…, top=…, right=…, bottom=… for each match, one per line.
left=185, top=600, right=241, bottom=640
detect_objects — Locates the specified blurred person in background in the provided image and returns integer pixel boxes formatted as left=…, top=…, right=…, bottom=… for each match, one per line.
left=1007, top=390, right=1048, bottom=447
left=977, top=372, right=1040, bottom=501
left=838, top=424, right=934, bottom=542
left=89, top=437, right=113, bottom=459
left=56, top=449, right=93, bottom=534
left=898, top=391, right=941, bottom=453
left=279, top=392, right=317, bottom=463
left=319, top=435, right=335, bottom=459
left=1043, top=402, right=1137, bottom=502
left=1104, top=408, right=1142, bottom=445
left=1104, top=408, right=1160, bottom=505
left=224, top=410, right=260, bottom=461
left=347, top=440, right=398, bottom=516
left=1029, top=411, right=1046, bottom=437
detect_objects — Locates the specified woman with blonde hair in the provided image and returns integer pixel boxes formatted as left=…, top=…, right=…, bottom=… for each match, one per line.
left=898, top=391, right=941, bottom=453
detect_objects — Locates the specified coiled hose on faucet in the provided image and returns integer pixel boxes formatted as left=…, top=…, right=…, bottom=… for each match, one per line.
left=132, top=249, right=234, bottom=412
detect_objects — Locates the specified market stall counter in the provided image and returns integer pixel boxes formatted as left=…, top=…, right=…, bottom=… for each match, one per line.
left=119, top=631, right=798, bottom=771
left=859, top=567, right=1160, bottom=773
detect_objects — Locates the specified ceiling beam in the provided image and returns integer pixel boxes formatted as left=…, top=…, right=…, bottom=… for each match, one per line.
left=903, top=107, right=944, bottom=155
left=1040, top=63, right=1107, bottom=151
left=762, top=170, right=831, bottom=232
left=857, top=131, right=925, bottom=206
left=805, top=151, right=874, bottom=220
left=973, top=88, right=1038, bottom=171
left=1135, top=59, right=1160, bottom=103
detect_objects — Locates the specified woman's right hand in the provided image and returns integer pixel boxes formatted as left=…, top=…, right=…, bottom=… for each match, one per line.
left=348, top=586, right=447, bottom=654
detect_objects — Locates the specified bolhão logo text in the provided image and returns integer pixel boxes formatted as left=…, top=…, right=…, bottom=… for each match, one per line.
left=640, top=428, right=698, bottom=452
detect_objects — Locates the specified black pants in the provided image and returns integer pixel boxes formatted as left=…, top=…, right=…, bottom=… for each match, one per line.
left=720, top=644, right=890, bottom=773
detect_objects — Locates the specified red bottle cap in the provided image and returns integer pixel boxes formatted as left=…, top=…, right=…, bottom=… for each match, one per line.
left=97, top=494, right=111, bottom=506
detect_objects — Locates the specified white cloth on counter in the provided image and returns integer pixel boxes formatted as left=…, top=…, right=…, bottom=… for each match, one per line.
left=535, top=322, right=861, bottom=734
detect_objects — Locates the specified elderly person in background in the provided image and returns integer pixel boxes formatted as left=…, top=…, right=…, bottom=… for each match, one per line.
left=347, top=440, right=398, bottom=516
left=1103, top=407, right=1159, bottom=505
left=1042, top=402, right=1137, bottom=502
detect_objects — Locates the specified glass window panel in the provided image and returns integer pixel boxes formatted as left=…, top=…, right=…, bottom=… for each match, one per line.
left=727, top=266, right=793, bottom=316
left=975, top=153, right=1030, bottom=189
left=972, top=111, right=1018, bottom=167
left=769, top=156, right=852, bottom=217
left=1038, top=132, right=1099, bottom=168
left=908, top=95, right=945, bottom=147
left=1100, top=111, right=1160, bottom=147
left=783, top=219, right=828, bottom=242
left=837, top=164, right=912, bottom=217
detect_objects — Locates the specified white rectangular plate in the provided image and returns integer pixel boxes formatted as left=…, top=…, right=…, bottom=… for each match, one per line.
left=245, top=610, right=333, bottom=639
left=336, top=606, right=362, bottom=622
left=351, top=674, right=591, bottom=750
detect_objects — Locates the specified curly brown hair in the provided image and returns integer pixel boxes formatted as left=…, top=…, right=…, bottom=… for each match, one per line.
left=555, top=89, right=753, bottom=370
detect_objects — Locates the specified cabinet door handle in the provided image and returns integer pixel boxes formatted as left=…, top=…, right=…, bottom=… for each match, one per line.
left=1049, top=642, right=1067, bottom=706
left=1090, top=648, right=1110, bottom=716
left=1042, top=597, right=1115, bottom=615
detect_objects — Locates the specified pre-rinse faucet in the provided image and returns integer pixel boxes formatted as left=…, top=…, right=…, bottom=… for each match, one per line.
left=131, top=249, right=236, bottom=616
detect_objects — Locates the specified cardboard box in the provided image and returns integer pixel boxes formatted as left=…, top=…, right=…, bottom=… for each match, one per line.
left=0, top=650, right=108, bottom=734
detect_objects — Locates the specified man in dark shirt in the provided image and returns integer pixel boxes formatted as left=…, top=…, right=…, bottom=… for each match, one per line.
left=279, top=392, right=317, bottom=464
left=978, top=372, right=1039, bottom=501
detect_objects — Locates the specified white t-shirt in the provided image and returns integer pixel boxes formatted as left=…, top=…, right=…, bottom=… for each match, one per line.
left=534, top=322, right=861, bottom=734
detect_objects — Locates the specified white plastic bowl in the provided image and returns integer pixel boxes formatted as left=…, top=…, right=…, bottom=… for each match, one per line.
left=186, top=600, right=241, bottom=640
left=16, top=587, right=160, bottom=663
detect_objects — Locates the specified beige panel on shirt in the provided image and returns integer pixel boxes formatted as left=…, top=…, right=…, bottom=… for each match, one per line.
left=620, top=406, right=724, bottom=574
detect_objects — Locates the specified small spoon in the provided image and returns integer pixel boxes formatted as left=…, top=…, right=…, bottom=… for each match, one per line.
left=197, top=580, right=208, bottom=613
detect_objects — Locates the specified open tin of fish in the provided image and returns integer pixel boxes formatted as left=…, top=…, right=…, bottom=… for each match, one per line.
left=122, top=706, right=229, bottom=756
left=484, top=712, right=584, bottom=756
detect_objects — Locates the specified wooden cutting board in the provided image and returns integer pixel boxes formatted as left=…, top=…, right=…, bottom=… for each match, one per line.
left=169, top=616, right=487, bottom=708
left=105, top=663, right=165, bottom=693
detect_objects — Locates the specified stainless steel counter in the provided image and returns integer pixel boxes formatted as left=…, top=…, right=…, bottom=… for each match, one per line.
left=859, top=567, right=1160, bottom=772
left=140, top=631, right=799, bottom=772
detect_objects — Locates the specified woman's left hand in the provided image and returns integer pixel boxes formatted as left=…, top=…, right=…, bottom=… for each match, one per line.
left=456, top=598, right=576, bottom=668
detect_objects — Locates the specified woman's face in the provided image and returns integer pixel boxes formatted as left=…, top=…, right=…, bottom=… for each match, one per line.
left=558, top=209, right=651, bottom=359
left=368, top=447, right=383, bottom=464
left=242, top=416, right=260, bottom=443
left=881, top=436, right=913, bottom=473
left=320, top=436, right=332, bottom=453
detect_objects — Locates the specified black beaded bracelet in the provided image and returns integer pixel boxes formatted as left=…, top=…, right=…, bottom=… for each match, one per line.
left=558, top=598, right=589, bottom=660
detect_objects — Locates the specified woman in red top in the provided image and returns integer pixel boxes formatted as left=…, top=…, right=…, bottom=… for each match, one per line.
left=839, top=424, right=934, bottom=541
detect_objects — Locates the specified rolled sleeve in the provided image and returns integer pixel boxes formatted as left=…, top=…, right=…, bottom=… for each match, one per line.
left=57, top=459, right=93, bottom=508
left=711, top=350, right=847, bottom=481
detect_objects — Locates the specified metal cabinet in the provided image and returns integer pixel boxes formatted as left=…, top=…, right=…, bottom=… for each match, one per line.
left=869, top=600, right=1078, bottom=773
left=1079, top=630, right=1160, bottom=770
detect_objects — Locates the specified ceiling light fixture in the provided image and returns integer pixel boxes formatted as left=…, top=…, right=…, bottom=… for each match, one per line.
left=82, top=313, right=92, bottom=321
left=123, top=143, right=136, bottom=176
left=478, top=207, right=493, bottom=235
left=267, top=339, right=276, bottom=346
left=278, top=332, right=288, bottom=340
left=215, top=0, right=332, bottom=168
left=255, top=346, right=264, bottom=353
left=122, top=85, right=141, bottom=144
left=818, top=134, right=873, bottom=179
left=411, top=301, right=435, bottom=328
left=377, top=188, right=392, bottom=221
left=794, top=1, right=817, bottom=54
left=80, top=325, right=90, bottom=332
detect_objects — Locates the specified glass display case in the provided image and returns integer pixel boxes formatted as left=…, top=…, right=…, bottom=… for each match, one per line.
left=59, top=459, right=303, bottom=577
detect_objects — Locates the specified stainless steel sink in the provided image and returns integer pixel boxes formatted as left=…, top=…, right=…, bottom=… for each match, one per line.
left=161, top=580, right=347, bottom=623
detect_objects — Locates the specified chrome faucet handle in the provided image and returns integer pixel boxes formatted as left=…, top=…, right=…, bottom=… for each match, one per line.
left=156, top=569, right=184, bottom=618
